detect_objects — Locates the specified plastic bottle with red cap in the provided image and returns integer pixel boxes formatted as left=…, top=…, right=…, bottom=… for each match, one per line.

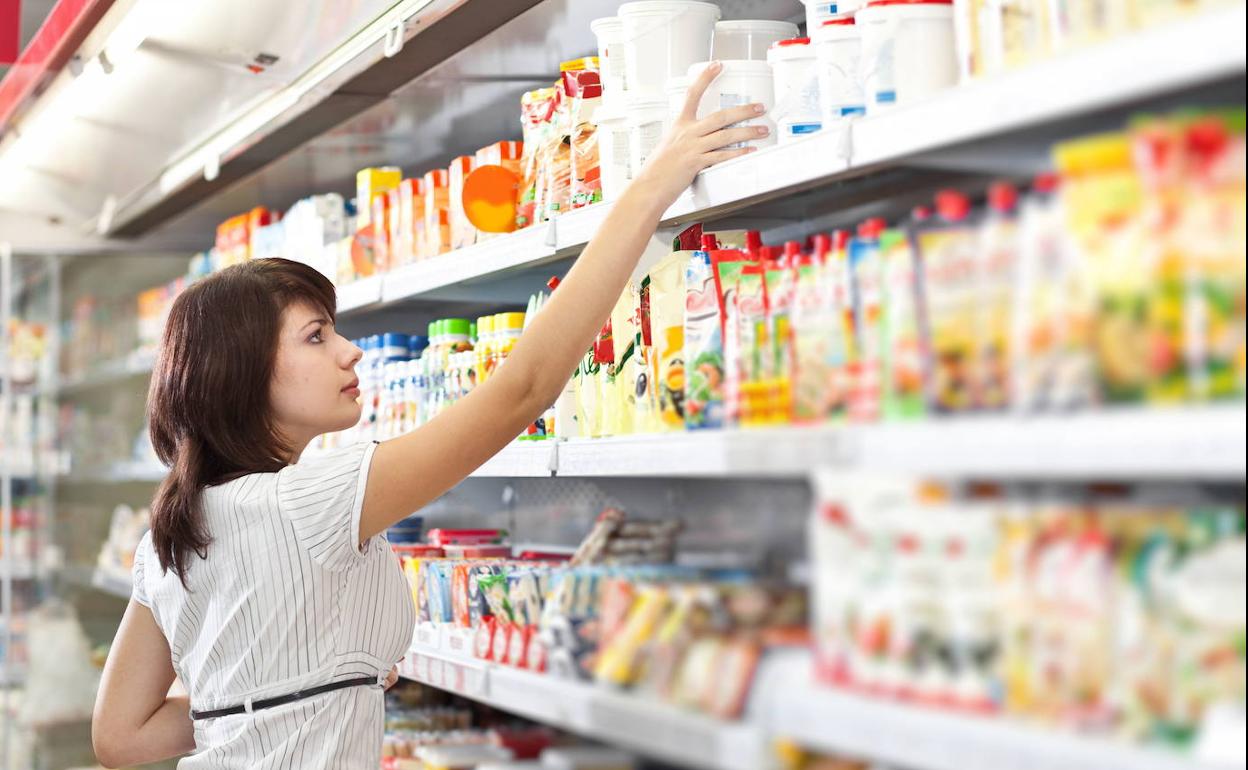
left=913, top=189, right=980, bottom=413
left=976, top=181, right=1021, bottom=411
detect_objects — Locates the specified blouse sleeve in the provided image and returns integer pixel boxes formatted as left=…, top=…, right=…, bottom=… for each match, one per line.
left=131, top=531, right=153, bottom=607
left=276, top=441, right=378, bottom=571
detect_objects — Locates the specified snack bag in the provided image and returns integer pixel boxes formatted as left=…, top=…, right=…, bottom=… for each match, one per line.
left=736, top=262, right=770, bottom=425
left=609, top=286, right=638, bottom=436
left=764, top=250, right=798, bottom=424
left=518, top=88, right=558, bottom=229
left=562, top=59, right=604, bottom=210
left=684, top=248, right=723, bottom=430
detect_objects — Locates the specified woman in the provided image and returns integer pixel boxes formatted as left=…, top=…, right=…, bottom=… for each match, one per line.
left=91, top=62, right=764, bottom=769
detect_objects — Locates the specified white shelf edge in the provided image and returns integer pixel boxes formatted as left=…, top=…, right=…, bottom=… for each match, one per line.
left=90, top=569, right=134, bottom=600
left=401, top=626, right=766, bottom=770
left=55, top=350, right=157, bottom=396
left=403, top=630, right=1230, bottom=770
left=61, top=460, right=166, bottom=484
left=545, top=406, right=1247, bottom=479
left=336, top=9, right=1244, bottom=317
left=775, top=663, right=1240, bottom=770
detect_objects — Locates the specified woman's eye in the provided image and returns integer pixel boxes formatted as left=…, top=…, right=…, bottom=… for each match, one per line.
left=308, top=330, right=323, bottom=343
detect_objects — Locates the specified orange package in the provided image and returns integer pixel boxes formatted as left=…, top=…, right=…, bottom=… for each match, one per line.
left=371, top=193, right=394, bottom=273
left=448, top=155, right=477, bottom=251
left=397, top=178, right=425, bottom=263
left=423, top=169, right=452, bottom=256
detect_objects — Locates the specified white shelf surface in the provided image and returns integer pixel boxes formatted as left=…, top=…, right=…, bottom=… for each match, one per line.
left=62, top=459, right=167, bottom=484
left=403, top=629, right=1233, bottom=770
left=472, top=441, right=557, bottom=478
left=336, top=6, right=1244, bottom=318
left=400, top=625, right=766, bottom=770
left=55, top=350, right=156, bottom=396
left=504, top=406, right=1246, bottom=480
left=90, top=569, right=134, bottom=600
left=775, top=671, right=1242, bottom=770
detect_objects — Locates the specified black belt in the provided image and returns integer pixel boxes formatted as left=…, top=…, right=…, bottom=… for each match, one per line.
left=190, top=676, right=378, bottom=720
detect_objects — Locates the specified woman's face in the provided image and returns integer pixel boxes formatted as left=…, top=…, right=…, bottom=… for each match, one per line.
left=270, top=301, right=363, bottom=451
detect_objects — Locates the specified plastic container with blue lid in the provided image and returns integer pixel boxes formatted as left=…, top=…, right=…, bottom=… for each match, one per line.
left=380, top=333, right=411, bottom=361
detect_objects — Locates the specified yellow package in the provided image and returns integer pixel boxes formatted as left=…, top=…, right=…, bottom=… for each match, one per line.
left=595, top=586, right=671, bottom=686
left=648, top=251, right=690, bottom=431
left=609, top=284, right=638, bottom=437
left=356, top=167, right=401, bottom=228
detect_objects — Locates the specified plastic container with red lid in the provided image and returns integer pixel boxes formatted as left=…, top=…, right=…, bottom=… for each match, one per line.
left=768, top=36, right=823, bottom=143
left=812, top=12, right=865, bottom=125
left=857, top=0, right=958, bottom=113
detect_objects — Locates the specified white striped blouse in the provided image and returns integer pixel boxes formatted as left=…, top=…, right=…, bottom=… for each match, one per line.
left=132, top=440, right=415, bottom=769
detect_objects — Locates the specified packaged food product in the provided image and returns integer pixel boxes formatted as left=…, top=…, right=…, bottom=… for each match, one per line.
left=357, top=167, right=402, bottom=229
left=518, top=88, right=559, bottom=229
left=448, top=155, right=478, bottom=251
left=562, top=59, right=604, bottom=210
left=423, top=169, right=453, bottom=256
left=916, top=190, right=980, bottom=412
left=427, top=529, right=509, bottom=547
left=735, top=261, right=771, bottom=425
left=880, top=228, right=925, bottom=419
left=857, top=0, right=959, bottom=113
left=769, top=37, right=823, bottom=142
left=371, top=192, right=394, bottom=273
left=975, top=182, right=1021, bottom=409
left=848, top=219, right=886, bottom=422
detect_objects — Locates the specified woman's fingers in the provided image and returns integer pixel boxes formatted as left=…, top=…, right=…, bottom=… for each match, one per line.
left=701, top=125, right=768, bottom=153
left=695, top=103, right=766, bottom=136
left=679, top=61, right=723, bottom=123
left=703, top=147, right=755, bottom=167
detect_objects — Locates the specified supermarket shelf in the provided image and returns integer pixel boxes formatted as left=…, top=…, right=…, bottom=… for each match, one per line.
left=472, top=440, right=558, bottom=478
left=535, top=406, right=1246, bottom=480
left=90, top=569, right=133, bottom=600
left=336, top=6, right=1245, bottom=316
left=0, top=561, right=38, bottom=581
left=61, top=459, right=166, bottom=484
left=777, top=676, right=1240, bottom=770
left=55, top=350, right=156, bottom=396
left=1, top=449, right=71, bottom=479
left=404, top=631, right=1234, bottom=770
left=400, top=626, right=767, bottom=770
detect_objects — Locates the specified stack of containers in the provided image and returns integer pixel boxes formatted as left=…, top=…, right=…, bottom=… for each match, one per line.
left=590, top=16, right=629, bottom=201
left=617, top=1, right=722, bottom=182
left=767, top=36, right=823, bottom=142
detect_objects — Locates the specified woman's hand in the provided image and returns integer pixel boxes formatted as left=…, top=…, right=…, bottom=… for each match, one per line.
left=633, top=60, right=769, bottom=206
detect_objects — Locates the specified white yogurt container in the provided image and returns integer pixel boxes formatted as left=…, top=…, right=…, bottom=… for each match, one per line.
left=687, top=60, right=777, bottom=149
left=712, top=19, right=800, bottom=61
left=813, top=16, right=865, bottom=124
left=802, top=0, right=864, bottom=32
left=767, top=37, right=823, bottom=142
left=856, top=0, right=958, bottom=113
left=596, top=104, right=632, bottom=202
left=627, top=95, right=669, bottom=179
left=618, top=1, right=721, bottom=98
left=664, top=73, right=692, bottom=133
left=590, top=17, right=627, bottom=105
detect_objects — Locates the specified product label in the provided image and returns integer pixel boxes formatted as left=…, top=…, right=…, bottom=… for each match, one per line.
left=634, top=120, right=664, bottom=172
left=785, top=122, right=824, bottom=136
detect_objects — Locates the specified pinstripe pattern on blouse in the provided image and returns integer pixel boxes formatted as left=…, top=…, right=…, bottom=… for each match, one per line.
left=133, top=441, right=415, bottom=769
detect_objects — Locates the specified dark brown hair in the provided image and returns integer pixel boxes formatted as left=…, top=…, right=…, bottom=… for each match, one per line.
left=148, top=258, right=337, bottom=584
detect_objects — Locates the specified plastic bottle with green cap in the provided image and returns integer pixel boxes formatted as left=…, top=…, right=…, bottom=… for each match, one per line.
left=492, top=312, right=527, bottom=374
left=476, top=315, right=496, bottom=384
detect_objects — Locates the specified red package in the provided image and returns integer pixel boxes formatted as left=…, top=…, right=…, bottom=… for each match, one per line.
left=451, top=564, right=472, bottom=628
left=516, top=550, right=572, bottom=562
left=443, top=545, right=511, bottom=559
left=474, top=618, right=496, bottom=659
left=505, top=623, right=530, bottom=667
left=492, top=622, right=513, bottom=662
left=427, top=528, right=508, bottom=547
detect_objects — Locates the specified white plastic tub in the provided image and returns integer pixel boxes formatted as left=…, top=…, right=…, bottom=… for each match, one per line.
left=590, top=17, right=627, bottom=105
left=712, top=19, right=800, bottom=60
left=597, top=104, right=632, bottom=201
left=813, top=16, right=865, bottom=124
left=857, top=0, right=958, bottom=113
left=688, top=59, right=777, bottom=149
left=664, top=73, right=692, bottom=133
left=802, top=0, right=864, bottom=32
left=619, top=1, right=721, bottom=98
left=768, top=37, right=823, bottom=142
left=627, top=96, right=669, bottom=179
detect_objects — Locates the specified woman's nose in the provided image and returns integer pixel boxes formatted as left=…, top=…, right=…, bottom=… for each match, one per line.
left=344, top=339, right=363, bottom=368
